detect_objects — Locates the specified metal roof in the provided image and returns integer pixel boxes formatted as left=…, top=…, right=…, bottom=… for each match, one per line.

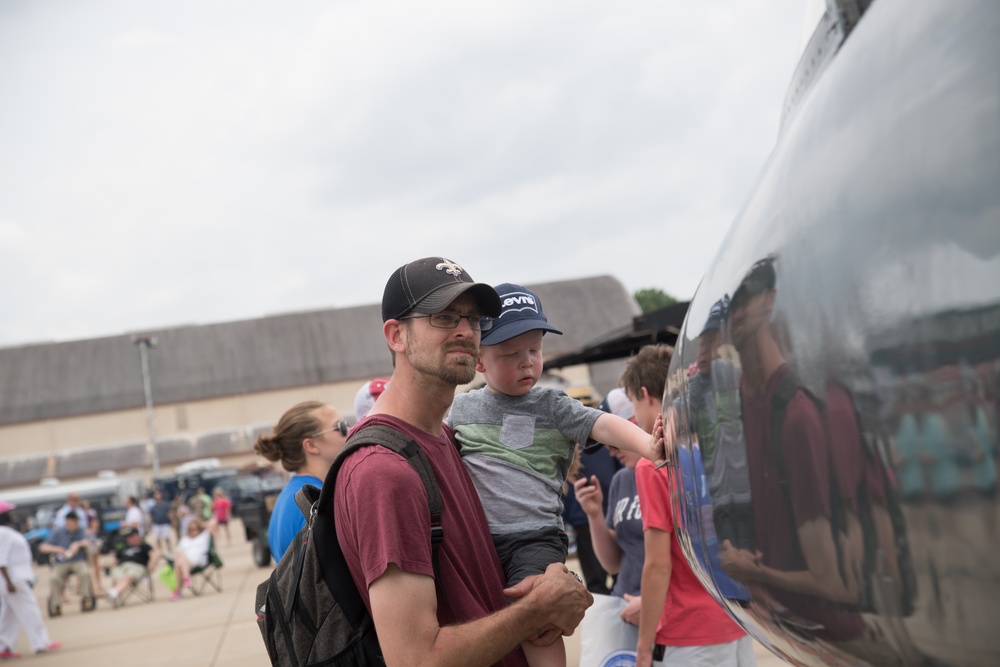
left=0, top=275, right=639, bottom=426
left=545, top=301, right=689, bottom=369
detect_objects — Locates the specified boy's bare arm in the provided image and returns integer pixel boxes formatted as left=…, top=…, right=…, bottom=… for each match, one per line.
left=637, top=527, right=672, bottom=667
left=590, top=413, right=665, bottom=464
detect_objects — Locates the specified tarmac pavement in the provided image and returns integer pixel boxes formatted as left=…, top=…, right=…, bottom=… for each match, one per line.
left=16, top=520, right=788, bottom=666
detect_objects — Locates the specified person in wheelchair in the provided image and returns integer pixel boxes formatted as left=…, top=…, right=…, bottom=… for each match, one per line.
left=105, top=528, right=158, bottom=608
left=169, top=518, right=213, bottom=600
left=38, top=511, right=94, bottom=615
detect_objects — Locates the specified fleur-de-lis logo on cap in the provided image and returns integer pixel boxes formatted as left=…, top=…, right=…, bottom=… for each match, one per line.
left=436, top=259, right=464, bottom=277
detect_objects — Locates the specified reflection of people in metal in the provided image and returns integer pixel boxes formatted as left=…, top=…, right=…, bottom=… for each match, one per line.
left=721, top=258, right=866, bottom=642
left=891, top=366, right=997, bottom=617
left=686, top=296, right=754, bottom=552
left=623, top=345, right=753, bottom=667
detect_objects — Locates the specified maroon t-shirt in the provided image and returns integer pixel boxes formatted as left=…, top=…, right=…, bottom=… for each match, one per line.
left=742, top=365, right=863, bottom=640
left=333, top=415, right=528, bottom=667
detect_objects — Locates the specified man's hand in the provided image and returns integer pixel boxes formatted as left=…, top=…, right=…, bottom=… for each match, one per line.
left=503, top=562, right=593, bottom=638
left=525, top=625, right=562, bottom=647
left=719, top=539, right=763, bottom=583
left=621, top=593, right=641, bottom=626
left=573, top=476, right=604, bottom=518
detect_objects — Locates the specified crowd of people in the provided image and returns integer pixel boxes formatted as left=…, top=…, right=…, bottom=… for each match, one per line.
left=8, top=253, right=981, bottom=666
left=250, top=256, right=758, bottom=667
left=0, top=478, right=239, bottom=655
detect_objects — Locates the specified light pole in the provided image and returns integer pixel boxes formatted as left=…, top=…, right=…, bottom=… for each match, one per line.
left=133, top=335, right=160, bottom=476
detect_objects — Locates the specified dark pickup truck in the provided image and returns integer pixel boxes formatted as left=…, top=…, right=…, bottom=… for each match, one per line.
left=218, top=469, right=285, bottom=567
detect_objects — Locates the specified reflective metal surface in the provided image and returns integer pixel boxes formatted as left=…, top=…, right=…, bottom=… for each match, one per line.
left=665, top=1, right=1000, bottom=664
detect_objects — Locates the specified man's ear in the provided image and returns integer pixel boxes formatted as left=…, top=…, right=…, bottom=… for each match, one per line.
left=384, top=320, right=406, bottom=355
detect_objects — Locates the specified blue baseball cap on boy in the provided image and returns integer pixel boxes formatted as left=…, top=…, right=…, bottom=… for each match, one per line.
left=480, top=283, right=562, bottom=345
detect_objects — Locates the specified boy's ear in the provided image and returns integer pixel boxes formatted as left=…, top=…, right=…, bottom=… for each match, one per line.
left=639, top=386, right=651, bottom=403
left=475, top=355, right=486, bottom=373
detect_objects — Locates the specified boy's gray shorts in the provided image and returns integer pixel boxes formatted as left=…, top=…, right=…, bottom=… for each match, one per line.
left=492, top=527, right=569, bottom=587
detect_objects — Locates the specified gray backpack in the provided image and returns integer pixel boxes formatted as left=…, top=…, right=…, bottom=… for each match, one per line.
left=255, top=424, right=446, bottom=666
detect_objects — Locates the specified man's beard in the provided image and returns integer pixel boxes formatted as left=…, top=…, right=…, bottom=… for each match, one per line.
left=436, top=356, right=477, bottom=385
left=405, top=333, right=478, bottom=386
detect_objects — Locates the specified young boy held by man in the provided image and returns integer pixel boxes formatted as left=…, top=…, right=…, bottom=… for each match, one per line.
left=447, top=283, right=664, bottom=667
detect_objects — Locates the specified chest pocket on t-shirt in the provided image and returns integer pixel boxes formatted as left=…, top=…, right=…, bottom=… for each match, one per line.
left=499, top=414, right=536, bottom=450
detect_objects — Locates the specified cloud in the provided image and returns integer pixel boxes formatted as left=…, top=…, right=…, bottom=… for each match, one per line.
left=0, top=1, right=805, bottom=347
left=109, top=28, right=176, bottom=52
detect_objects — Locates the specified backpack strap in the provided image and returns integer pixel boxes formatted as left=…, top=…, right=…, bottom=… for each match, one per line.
left=293, top=483, right=320, bottom=520
left=312, top=424, right=449, bottom=622
left=769, top=369, right=800, bottom=518
left=770, top=372, right=850, bottom=592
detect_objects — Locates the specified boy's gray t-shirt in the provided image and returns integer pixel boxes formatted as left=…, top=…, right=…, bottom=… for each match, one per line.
left=448, top=386, right=602, bottom=534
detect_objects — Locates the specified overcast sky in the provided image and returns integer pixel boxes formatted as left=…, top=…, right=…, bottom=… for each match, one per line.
left=0, top=1, right=808, bottom=348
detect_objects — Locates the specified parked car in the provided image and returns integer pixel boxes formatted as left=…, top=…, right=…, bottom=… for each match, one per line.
left=219, top=467, right=286, bottom=567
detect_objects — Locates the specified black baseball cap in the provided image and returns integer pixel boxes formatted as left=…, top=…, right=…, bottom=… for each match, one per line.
left=382, top=257, right=501, bottom=322
left=122, top=527, right=140, bottom=538
left=732, top=257, right=776, bottom=306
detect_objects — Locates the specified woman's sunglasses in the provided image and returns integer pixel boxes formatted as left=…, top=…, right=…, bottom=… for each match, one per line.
left=309, top=419, right=348, bottom=438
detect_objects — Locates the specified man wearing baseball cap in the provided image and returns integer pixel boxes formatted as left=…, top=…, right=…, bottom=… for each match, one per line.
left=105, top=527, right=158, bottom=607
left=446, top=282, right=666, bottom=666
left=332, top=259, right=593, bottom=667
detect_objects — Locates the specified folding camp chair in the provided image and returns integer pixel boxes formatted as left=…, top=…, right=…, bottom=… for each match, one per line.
left=189, top=538, right=223, bottom=595
left=116, top=570, right=155, bottom=607
left=46, top=561, right=97, bottom=617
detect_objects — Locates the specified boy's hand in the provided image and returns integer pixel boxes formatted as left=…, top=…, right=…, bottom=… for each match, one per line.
left=648, top=413, right=667, bottom=467
left=573, top=476, right=604, bottom=518
left=621, top=593, right=641, bottom=626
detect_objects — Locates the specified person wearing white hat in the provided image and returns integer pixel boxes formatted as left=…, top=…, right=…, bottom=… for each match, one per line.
left=0, top=501, right=61, bottom=657
left=353, top=378, right=389, bottom=421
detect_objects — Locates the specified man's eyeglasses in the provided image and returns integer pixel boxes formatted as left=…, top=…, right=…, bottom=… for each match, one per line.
left=400, top=312, right=494, bottom=331
left=310, top=419, right=348, bottom=439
